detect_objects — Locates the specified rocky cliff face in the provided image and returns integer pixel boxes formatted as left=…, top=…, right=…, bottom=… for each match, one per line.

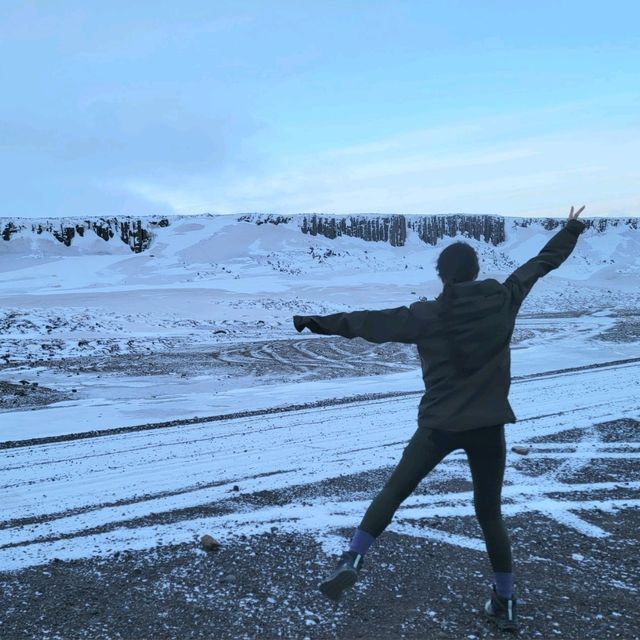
left=511, top=216, right=638, bottom=233
left=0, top=213, right=637, bottom=254
left=0, top=217, right=170, bottom=253
left=238, top=213, right=638, bottom=247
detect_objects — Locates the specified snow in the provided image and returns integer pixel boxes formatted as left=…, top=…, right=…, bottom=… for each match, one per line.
left=0, top=213, right=638, bottom=572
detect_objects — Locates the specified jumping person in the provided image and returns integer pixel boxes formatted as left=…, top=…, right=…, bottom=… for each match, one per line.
left=292, top=206, right=587, bottom=632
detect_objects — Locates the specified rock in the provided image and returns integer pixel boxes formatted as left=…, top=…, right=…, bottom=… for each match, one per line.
left=200, top=535, right=221, bottom=552
left=511, top=446, right=530, bottom=456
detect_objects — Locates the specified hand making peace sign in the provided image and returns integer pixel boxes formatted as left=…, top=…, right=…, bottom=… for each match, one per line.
left=568, top=205, right=585, bottom=221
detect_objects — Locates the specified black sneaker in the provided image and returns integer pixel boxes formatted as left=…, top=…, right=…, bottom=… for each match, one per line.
left=319, top=551, right=364, bottom=601
left=484, top=584, right=518, bottom=632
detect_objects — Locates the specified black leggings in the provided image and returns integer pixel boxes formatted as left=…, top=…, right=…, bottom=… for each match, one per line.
left=359, top=423, right=512, bottom=573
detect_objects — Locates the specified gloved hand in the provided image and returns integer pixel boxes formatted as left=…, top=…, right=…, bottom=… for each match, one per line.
left=293, top=315, right=307, bottom=333
left=293, top=315, right=333, bottom=335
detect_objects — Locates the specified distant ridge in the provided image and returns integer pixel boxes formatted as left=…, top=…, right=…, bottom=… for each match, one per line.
left=0, top=212, right=638, bottom=254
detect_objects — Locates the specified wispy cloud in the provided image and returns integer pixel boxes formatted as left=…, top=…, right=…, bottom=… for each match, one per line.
left=128, top=107, right=639, bottom=218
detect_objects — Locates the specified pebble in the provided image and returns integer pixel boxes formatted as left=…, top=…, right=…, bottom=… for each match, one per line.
left=200, top=535, right=221, bottom=552
left=220, top=573, right=237, bottom=584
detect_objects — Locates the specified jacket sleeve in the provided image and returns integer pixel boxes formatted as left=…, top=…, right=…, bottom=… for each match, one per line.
left=293, top=302, right=427, bottom=344
left=502, top=218, right=587, bottom=308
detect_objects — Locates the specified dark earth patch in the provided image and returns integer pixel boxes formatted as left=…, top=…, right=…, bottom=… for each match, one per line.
left=596, top=318, right=640, bottom=343
left=0, top=379, right=69, bottom=411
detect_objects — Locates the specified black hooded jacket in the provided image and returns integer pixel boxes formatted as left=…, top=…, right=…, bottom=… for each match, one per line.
left=293, top=218, right=587, bottom=431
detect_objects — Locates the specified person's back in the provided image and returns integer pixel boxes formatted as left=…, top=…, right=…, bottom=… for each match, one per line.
left=417, top=210, right=587, bottom=430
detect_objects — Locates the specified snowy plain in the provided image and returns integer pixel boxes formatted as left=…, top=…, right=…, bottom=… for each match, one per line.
left=0, top=213, right=639, bottom=585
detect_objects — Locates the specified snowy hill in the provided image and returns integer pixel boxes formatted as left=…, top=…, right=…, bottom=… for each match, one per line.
left=1, top=212, right=638, bottom=281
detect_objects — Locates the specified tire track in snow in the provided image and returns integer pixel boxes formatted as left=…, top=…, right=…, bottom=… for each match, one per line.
left=0, top=360, right=638, bottom=571
left=2, top=356, right=639, bottom=450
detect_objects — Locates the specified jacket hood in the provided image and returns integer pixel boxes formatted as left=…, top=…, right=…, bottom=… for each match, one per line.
left=436, top=278, right=511, bottom=374
left=436, top=278, right=507, bottom=316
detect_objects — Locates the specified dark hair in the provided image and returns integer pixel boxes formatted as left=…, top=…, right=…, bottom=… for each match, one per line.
left=436, top=241, right=479, bottom=284
left=436, top=242, right=480, bottom=374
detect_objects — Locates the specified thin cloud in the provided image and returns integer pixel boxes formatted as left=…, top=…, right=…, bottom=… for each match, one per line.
left=126, top=112, right=638, bottom=218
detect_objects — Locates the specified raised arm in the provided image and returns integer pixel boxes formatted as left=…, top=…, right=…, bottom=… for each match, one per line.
left=293, top=302, right=429, bottom=344
left=503, top=206, right=587, bottom=309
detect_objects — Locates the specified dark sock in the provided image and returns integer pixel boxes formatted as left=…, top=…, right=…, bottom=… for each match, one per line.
left=494, top=572, right=514, bottom=599
left=348, top=528, right=376, bottom=556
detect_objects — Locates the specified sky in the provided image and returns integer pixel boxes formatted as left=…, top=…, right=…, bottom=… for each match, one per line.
left=0, top=0, right=638, bottom=219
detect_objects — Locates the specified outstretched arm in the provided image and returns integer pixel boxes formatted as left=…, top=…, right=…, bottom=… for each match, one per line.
left=293, top=302, right=428, bottom=344
left=503, top=205, right=587, bottom=308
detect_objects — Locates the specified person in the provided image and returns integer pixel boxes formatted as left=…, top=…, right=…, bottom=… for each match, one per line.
left=292, top=206, right=587, bottom=633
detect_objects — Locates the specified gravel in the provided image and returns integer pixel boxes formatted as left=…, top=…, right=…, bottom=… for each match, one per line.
left=1, top=505, right=637, bottom=639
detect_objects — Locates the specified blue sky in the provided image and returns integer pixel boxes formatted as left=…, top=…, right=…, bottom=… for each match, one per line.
left=1, top=1, right=638, bottom=218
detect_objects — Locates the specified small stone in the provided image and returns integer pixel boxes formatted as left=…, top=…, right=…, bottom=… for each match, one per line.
left=232, top=485, right=240, bottom=492
left=200, top=534, right=221, bottom=552
left=511, top=446, right=530, bottom=456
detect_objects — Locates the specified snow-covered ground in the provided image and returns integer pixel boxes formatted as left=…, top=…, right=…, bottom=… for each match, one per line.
left=0, top=213, right=639, bottom=579
left=1, top=356, right=639, bottom=575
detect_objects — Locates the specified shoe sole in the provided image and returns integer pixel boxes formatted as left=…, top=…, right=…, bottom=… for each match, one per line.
left=319, top=569, right=357, bottom=601
left=484, top=612, right=518, bottom=633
